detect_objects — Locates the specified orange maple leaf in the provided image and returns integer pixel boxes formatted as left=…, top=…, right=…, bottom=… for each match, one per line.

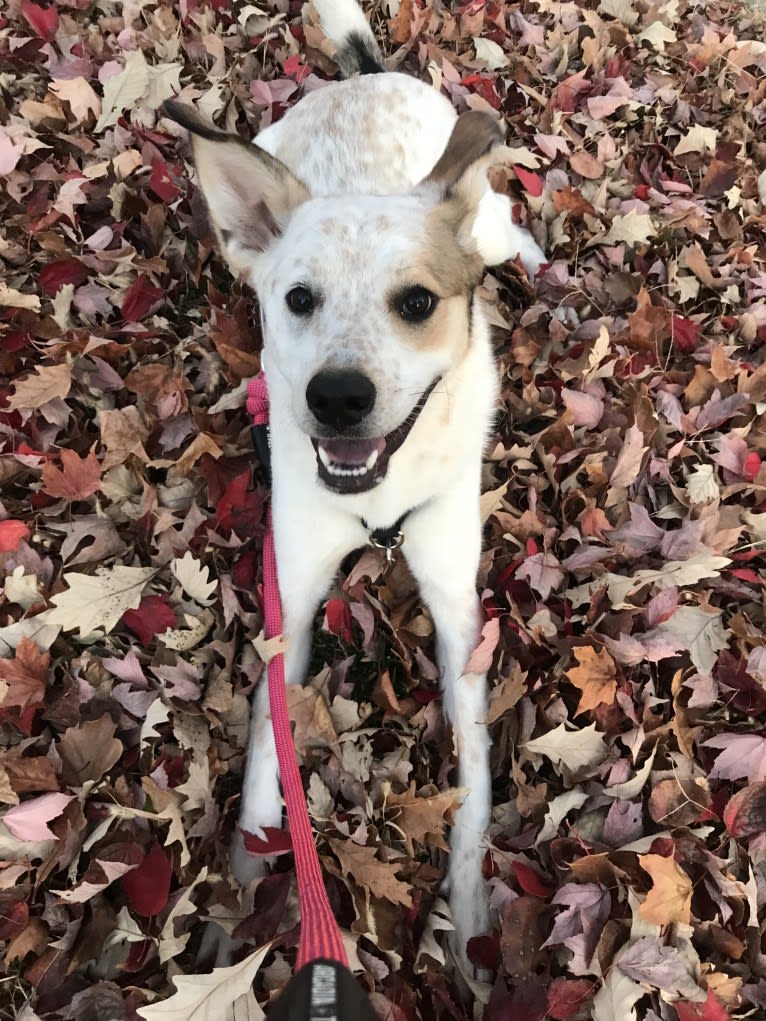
left=639, top=852, right=692, bottom=926
left=566, top=646, right=618, bottom=714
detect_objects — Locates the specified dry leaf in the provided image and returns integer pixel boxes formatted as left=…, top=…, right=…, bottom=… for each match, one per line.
left=639, top=853, right=693, bottom=925
left=137, top=943, right=270, bottom=1020
left=48, top=565, right=155, bottom=638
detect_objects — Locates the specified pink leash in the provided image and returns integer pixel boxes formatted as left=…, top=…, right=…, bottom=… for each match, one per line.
left=246, top=372, right=348, bottom=971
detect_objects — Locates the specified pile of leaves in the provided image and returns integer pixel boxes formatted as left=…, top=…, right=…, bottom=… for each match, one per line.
left=2, top=0, right=766, bottom=1017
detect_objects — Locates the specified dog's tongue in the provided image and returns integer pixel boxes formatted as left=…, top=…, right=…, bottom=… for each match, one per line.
left=320, top=436, right=385, bottom=466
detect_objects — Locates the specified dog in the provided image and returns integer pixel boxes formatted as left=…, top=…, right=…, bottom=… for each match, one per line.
left=165, top=0, right=545, bottom=967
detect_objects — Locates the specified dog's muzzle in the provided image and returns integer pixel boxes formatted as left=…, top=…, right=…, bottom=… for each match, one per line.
left=310, top=379, right=440, bottom=495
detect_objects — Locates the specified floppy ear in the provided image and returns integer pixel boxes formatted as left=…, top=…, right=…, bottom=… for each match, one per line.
left=425, top=110, right=542, bottom=273
left=164, top=100, right=309, bottom=274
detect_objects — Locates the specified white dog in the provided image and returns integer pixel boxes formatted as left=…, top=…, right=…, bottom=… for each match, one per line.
left=166, top=0, right=544, bottom=966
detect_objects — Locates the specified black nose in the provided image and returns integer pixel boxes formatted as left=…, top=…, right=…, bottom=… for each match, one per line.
left=306, top=371, right=376, bottom=429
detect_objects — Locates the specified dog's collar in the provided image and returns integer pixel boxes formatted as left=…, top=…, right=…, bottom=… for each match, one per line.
left=362, top=506, right=426, bottom=564
left=363, top=512, right=408, bottom=563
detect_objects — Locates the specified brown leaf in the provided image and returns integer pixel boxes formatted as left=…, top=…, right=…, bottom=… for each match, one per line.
left=57, top=714, right=123, bottom=786
left=41, top=448, right=101, bottom=501
left=384, top=782, right=463, bottom=856
left=501, top=895, right=548, bottom=977
left=569, top=151, right=604, bottom=179
left=328, top=837, right=413, bottom=907
left=287, top=686, right=340, bottom=757
left=175, top=433, right=223, bottom=476
left=389, top=0, right=415, bottom=44
left=566, top=646, right=618, bottom=714
left=0, top=637, right=49, bottom=710
left=648, top=777, right=711, bottom=828
left=1, top=751, right=60, bottom=795
left=639, top=853, right=692, bottom=926
left=7, top=363, right=71, bottom=411
left=98, top=406, right=150, bottom=471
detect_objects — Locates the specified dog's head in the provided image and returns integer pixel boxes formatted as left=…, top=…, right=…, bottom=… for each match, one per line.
left=166, top=103, right=518, bottom=495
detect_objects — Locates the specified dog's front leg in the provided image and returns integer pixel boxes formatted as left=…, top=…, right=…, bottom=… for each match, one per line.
left=404, top=483, right=491, bottom=968
left=231, top=506, right=360, bottom=885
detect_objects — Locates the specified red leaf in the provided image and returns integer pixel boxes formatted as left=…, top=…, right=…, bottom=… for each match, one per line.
left=514, top=167, right=544, bottom=197
left=547, top=978, right=596, bottom=1020
left=283, top=54, right=311, bottom=83
left=149, top=160, right=180, bottom=203
left=38, top=259, right=88, bottom=296
left=325, top=598, right=354, bottom=644
left=120, top=843, right=173, bottom=917
left=512, top=861, right=556, bottom=897
left=216, top=471, right=265, bottom=539
left=121, top=275, right=165, bottom=322
left=241, top=825, right=293, bottom=855
left=0, top=894, right=28, bottom=940
left=459, top=73, right=501, bottom=108
left=729, top=568, right=761, bottom=584
left=672, top=316, right=699, bottom=353
left=676, top=991, right=730, bottom=1021
left=232, top=550, right=257, bottom=589
left=123, top=596, right=176, bottom=645
left=0, top=519, right=30, bottom=552
left=723, top=782, right=766, bottom=838
left=742, top=452, right=761, bottom=482
left=21, top=0, right=58, bottom=40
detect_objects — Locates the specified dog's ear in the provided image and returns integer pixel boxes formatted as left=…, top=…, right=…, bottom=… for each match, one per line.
left=164, top=100, right=309, bottom=273
left=425, top=111, right=526, bottom=269
left=424, top=111, right=504, bottom=190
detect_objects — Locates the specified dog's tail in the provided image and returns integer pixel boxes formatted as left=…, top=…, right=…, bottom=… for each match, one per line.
left=312, top=0, right=385, bottom=77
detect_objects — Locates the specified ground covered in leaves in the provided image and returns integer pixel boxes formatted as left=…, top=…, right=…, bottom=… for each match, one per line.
left=2, top=0, right=766, bottom=1018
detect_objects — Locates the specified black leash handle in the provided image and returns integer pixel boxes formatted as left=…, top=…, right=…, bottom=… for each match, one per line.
left=267, top=960, right=378, bottom=1020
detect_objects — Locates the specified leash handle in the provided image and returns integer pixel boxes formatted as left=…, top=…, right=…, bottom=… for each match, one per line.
left=247, top=374, right=348, bottom=970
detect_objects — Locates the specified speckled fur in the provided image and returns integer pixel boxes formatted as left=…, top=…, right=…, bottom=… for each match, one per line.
left=169, top=0, right=547, bottom=975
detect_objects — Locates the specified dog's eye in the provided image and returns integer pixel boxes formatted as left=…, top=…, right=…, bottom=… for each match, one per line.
left=397, top=286, right=437, bottom=322
left=286, top=286, right=315, bottom=316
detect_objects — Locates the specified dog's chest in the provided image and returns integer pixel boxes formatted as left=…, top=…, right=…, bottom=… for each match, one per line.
left=255, top=73, right=457, bottom=195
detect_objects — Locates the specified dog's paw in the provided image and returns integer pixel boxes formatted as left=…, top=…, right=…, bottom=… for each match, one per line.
left=229, top=827, right=270, bottom=887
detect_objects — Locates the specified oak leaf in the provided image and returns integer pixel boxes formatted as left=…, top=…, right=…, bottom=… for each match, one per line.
left=328, top=837, right=413, bottom=906
left=136, top=943, right=270, bottom=1020
left=383, top=782, right=464, bottom=855
left=48, top=565, right=155, bottom=638
left=524, top=722, right=608, bottom=773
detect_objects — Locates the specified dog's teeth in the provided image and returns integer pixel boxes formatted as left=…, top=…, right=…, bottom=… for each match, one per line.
left=318, top=444, right=378, bottom=479
left=325, top=463, right=368, bottom=477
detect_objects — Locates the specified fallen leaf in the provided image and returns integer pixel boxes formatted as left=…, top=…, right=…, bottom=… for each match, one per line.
left=48, top=565, right=155, bottom=638
left=566, top=646, right=618, bottom=714
left=3, top=792, right=75, bottom=841
left=524, top=723, right=608, bottom=773
left=41, top=448, right=101, bottom=501
left=639, top=852, right=693, bottom=925
left=57, top=714, right=123, bottom=786
left=136, top=943, right=270, bottom=1020
left=328, top=838, right=413, bottom=906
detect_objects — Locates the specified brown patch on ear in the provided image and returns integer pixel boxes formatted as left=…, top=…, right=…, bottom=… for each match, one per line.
left=423, top=111, right=504, bottom=190
left=420, top=205, right=485, bottom=295
left=163, top=100, right=309, bottom=268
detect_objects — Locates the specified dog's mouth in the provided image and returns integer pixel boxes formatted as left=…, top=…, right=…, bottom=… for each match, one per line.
left=311, top=379, right=440, bottom=495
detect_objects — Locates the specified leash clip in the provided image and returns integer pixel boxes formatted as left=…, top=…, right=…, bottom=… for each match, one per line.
left=369, top=529, right=404, bottom=565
